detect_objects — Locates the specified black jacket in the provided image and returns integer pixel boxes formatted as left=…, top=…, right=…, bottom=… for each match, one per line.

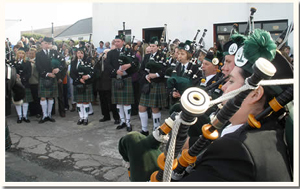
left=182, top=118, right=292, bottom=181
left=13, top=59, right=31, bottom=88
left=139, top=51, right=167, bottom=84
left=36, top=49, right=64, bottom=78
left=70, top=57, right=94, bottom=85
left=105, top=47, right=138, bottom=79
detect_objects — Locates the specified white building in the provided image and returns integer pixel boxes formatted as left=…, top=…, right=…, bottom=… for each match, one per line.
left=92, top=2, right=295, bottom=52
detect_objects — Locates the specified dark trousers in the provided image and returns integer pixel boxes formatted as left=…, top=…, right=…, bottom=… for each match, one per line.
left=132, top=81, right=140, bottom=115
left=99, top=90, right=119, bottom=121
left=93, top=80, right=99, bottom=101
left=57, top=82, right=65, bottom=114
left=63, top=83, right=69, bottom=109
left=29, top=84, right=42, bottom=116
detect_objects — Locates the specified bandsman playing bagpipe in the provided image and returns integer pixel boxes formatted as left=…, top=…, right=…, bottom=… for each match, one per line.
left=70, top=47, right=94, bottom=125
left=36, top=37, right=64, bottom=124
left=105, top=34, right=139, bottom=132
left=118, top=29, right=293, bottom=182
left=12, top=47, right=32, bottom=123
left=166, top=40, right=202, bottom=107
left=186, top=34, right=247, bottom=148
left=138, top=36, right=168, bottom=136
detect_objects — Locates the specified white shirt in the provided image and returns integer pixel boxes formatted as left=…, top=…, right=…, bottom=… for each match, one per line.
left=220, top=123, right=244, bottom=137
left=204, top=74, right=216, bottom=85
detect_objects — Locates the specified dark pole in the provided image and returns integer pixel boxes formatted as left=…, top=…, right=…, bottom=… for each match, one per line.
left=51, top=22, right=54, bottom=38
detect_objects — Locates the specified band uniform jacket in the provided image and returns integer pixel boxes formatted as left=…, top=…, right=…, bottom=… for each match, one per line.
left=182, top=117, right=292, bottom=181
left=36, top=49, right=64, bottom=78
left=70, top=57, right=94, bottom=85
left=139, top=51, right=167, bottom=84
left=13, top=59, right=32, bottom=88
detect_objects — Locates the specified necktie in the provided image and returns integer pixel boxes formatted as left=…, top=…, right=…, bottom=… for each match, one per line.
left=181, top=65, right=185, bottom=75
left=45, top=50, right=48, bottom=56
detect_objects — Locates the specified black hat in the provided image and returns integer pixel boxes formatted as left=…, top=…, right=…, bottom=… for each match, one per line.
left=115, top=34, right=125, bottom=41
left=223, top=33, right=247, bottom=56
left=150, top=36, right=159, bottom=45
left=76, top=47, right=85, bottom=52
left=204, top=51, right=220, bottom=66
left=79, top=41, right=85, bottom=46
left=234, top=29, right=293, bottom=95
left=17, top=47, right=25, bottom=52
left=42, top=37, right=53, bottom=43
left=178, top=40, right=193, bottom=54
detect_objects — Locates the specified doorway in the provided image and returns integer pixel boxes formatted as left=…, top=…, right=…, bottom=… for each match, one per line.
left=142, top=27, right=164, bottom=44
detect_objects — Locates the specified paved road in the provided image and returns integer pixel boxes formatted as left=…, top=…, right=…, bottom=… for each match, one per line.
left=5, top=102, right=169, bottom=182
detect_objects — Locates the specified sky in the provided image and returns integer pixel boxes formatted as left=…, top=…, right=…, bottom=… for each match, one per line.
left=5, top=2, right=92, bottom=32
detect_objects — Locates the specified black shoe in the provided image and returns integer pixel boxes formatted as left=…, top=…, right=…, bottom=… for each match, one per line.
left=39, top=118, right=46, bottom=124
left=83, top=119, right=88, bottom=125
left=140, top=130, right=149, bottom=136
left=46, top=117, right=56, bottom=122
left=114, top=120, right=120, bottom=124
left=116, top=122, right=126, bottom=130
left=99, top=117, right=111, bottom=122
left=17, top=118, right=22, bottom=123
left=22, top=117, right=30, bottom=123
left=77, top=119, right=83, bottom=125
left=126, top=125, right=132, bottom=132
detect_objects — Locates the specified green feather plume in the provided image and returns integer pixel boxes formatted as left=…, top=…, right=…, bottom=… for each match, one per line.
left=230, top=33, right=247, bottom=47
left=243, top=29, right=277, bottom=63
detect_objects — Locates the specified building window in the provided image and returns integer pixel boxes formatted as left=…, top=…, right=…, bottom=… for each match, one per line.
left=214, top=19, right=288, bottom=49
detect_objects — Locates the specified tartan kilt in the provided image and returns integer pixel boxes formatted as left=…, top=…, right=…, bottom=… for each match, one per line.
left=139, top=82, right=167, bottom=108
left=73, top=83, right=94, bottom=103
left=23, top=88, right=33, bottom=103
left=111, top=77, right=134, bottom=105
left=38, top=78, right=58, bottom=98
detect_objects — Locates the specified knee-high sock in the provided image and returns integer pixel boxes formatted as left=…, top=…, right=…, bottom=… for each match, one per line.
left=117, top=104, right=125, bottom=124
left=15, top=105, right=22, bottom=119
left=83, top=104, right=89, bottom=120
left=77, top=103, right=84, bottom=120
left=152, top=112, right=161, bottom=130
left=40, top=100, right=48, bottom=119
left=47, top=99, right=54, bottom=118
left=88, top=103, right=93, bottom=114
left=139, top=111, right=148, bottom=132
left=123, top=105, right=131, bottom=126
left=22, top=103, right=29, bottom=119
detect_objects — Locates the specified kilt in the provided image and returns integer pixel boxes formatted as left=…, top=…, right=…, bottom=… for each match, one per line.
left=73, top=83, right=94, bottom=103
left=111, top=77, right=134, bottom=105
left=139, top=82, right=167, bottom=108
left=23, top=88, right=33, bottom=103
left=38, top=78, right=58, bottom=98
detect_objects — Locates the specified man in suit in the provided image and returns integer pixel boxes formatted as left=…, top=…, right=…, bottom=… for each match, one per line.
left=199, top=51, right=221, bottom=88
left=35, top=37, right=63, bottom=123
left=97, top=49, right=120, bottom=125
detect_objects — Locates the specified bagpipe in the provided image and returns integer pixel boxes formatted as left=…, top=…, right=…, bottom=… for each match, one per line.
left=5, top=38, right=13, bottom=65
left=77, top=59, right=93, bottom=77
left=244, top=7, right=257, bottom=36
left=189, top=29, right=208, bottom=81
left=148, top=53, right=294, bottom=182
